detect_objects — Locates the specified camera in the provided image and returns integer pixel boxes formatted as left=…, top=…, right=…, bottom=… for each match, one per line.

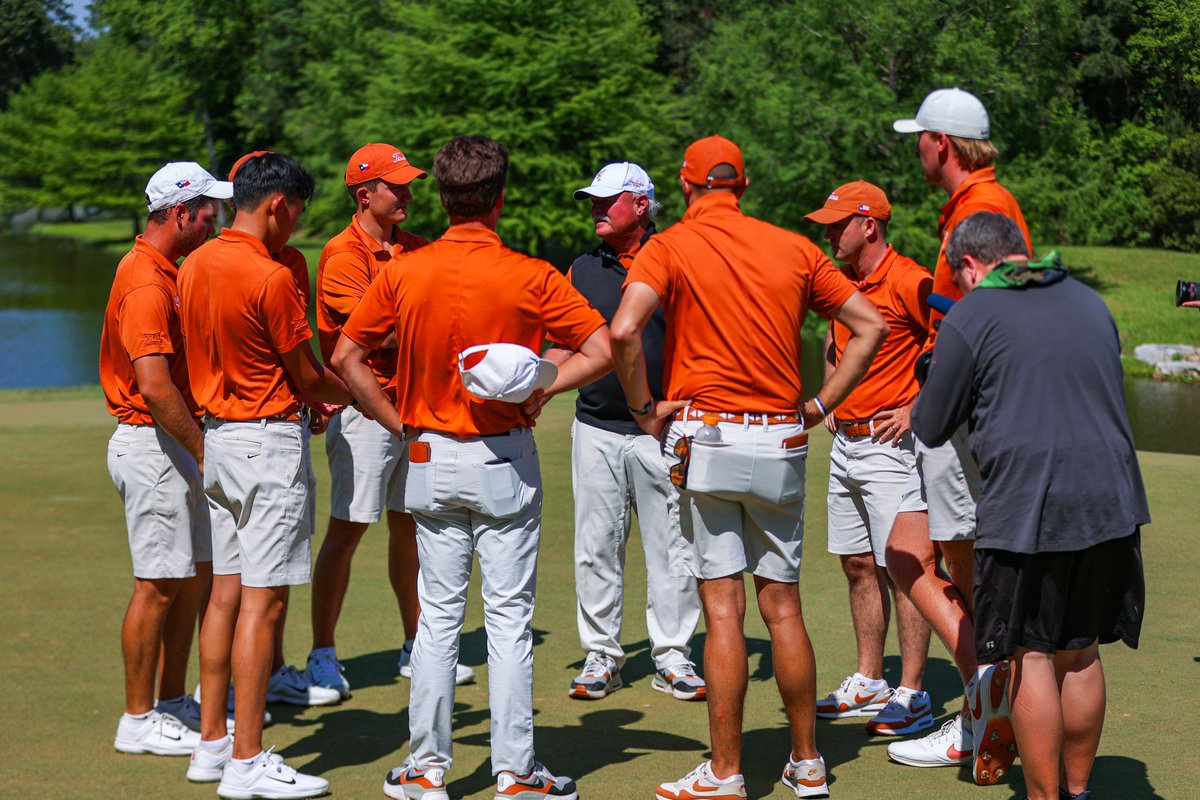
left=1177, top=280, right=1200, bottom=306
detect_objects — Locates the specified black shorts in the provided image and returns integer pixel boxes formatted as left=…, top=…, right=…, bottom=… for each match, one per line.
left=973, top=529, right=1145, bottom=663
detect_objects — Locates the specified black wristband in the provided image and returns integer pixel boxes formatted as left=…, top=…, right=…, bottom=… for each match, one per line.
left=628, top=400, right=653, bottom=416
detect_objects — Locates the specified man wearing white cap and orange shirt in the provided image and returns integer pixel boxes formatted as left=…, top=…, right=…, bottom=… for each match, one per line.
left=306, top=142, right=474, bottom=696
left=552, top=162, right=704, bottom=703
left=884, top=88, right=1034, bottom=780
left=102, top=162, right=229, bottom=757
left=802, top=181, right=935, bottom=738
left=334, top=135, right=609, bottom=800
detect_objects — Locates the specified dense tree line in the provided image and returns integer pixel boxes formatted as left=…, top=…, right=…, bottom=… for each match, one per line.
left=1, top=0, right=1197, bottom=263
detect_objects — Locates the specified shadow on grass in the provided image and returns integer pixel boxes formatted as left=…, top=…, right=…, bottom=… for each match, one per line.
left=450, top=708, right=706, bottom=797
left=997, top=754, right=1163, bottom=799
left=1063, top=261, right=1112, bottom=293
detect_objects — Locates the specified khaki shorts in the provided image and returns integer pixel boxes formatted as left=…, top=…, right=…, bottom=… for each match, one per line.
left=108, top=424, right=211, bottom=579
left=827, top=431, right=919, bottom=566
left=664, top=419, right=807, bottom=583
left=898, top=424, right=979, bottom=541
left=204, top=419, right=313, bottom=588
left=326, top=406, right=407, bottom=523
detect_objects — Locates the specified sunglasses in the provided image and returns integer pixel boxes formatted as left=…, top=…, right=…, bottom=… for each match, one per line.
left=669, top=435, right=692, bottom=488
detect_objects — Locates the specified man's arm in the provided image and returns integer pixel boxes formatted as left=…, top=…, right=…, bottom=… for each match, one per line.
left=330, top=335, right=405, bottom=438
left=611, top=281, right=687, bottom=437
left=911, top=323, right=976, bottom=448
left=132, top=354, right=203, bottom=466
left=822, top=323, right=838, bottom=435
left=802, top=291, right=887, bottom=429
left=281, top=343, right=354, bottom=407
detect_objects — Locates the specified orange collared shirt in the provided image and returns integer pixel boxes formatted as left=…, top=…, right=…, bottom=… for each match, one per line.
left=275, top=244, right=312, bottom=311
left=930, top=167, right=1032, bottom=341
left=178, top=227, right=313, bottom=421
left=99, top=236, right=197, bottom=425
left=831, top=246, right=931, bottom=421
left=626, top=192, right=858, bottom=414
left=316, top=217, right=429, bottom=387
left=342, top=224, right=605, bottom=438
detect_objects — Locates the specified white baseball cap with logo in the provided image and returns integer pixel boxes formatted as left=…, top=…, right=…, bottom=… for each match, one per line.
left=145, top=162, right=234, bottom=212
left=893, top=88, right=990, bottom=140
left=573, top=162, right=656, bottom=201
left=458, top=343, right=558, bottom=404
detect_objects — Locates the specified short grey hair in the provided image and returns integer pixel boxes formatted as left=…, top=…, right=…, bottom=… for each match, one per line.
left=632, top=192, right=661, bottom=221
left=945, top=211, right=1029, bottom=271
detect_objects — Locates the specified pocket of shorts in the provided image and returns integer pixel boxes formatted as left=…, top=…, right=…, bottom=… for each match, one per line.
left=405, top=460, right=438, bottom=513
left=684, top=440, right=748, bottom=496
left=473, top=458, right=524, bottom=519
left=751, top=444, right=808, bottom=505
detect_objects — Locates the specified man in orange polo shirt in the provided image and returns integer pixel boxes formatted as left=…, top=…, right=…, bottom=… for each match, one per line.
left=612, top=135, right=888, bottom=800
left=307, top=143, right=474, bottom=696
left=886, top=88, right=1033, bottom=778
left=334, top=135, right=609, bottom=800
left=179, top=152, right=352, bottom=799
left=802, top=182, right=935, bottom=738
left=102, top=162, right=229, bottom=757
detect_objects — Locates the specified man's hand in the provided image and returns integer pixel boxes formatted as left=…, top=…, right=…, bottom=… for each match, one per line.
left=800, top=399, right=827, bottom=431
left=521, top=389, right=551, bottom=421
left=823, top=412, right=838, bottom=436
left=871, top=403, right=912, bottom=446
left=634, top=399, right=689, bottom=438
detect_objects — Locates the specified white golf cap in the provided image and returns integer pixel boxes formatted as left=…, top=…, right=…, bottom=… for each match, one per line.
left=458, top=343, right=558, bottom=404
left=145, top=162, right=234, bottom=212
left=573, top=162, right=655, bottom=201
left=893, top=88, right=990, bottom=140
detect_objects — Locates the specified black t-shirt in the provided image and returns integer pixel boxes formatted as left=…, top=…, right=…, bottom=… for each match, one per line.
left=912, top=275, right=1150, bottom=553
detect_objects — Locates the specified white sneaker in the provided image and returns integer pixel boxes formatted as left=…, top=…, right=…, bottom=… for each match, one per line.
left=569, top=652, right=621, bottom=700
left=656, top=761, right=745, bottom=800
left=305, top=648, right=351, bottom=700
left=266, top=665, right=342, bottom=706
left=815, top=673, right=892, bottom=718
left=156, top=694, right=202, bottom=732
left=865, top=687, right=934, bottom=736
left=114, top=710, right=201, bottom=756
left=195, top=682, right=273, bottom=734
left=886, top=714, right=973, bottom=768
left=967, top=662, right=1017, bottom=785
left=652, top=660, right=706, bottom=701
left=187, top=736, right=232, bottom=782
left=781, top=755, right=829, bottom=798
left=495, top=761, right=579, bottom=800
left=384, top=761, right=449, bottom=800
left=217, top=749, right=329, bottom=799
left=398, top=641, right=477, bottom=686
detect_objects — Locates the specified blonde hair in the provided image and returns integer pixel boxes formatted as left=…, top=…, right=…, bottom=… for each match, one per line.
left=949, top=135, right=998, bottom=170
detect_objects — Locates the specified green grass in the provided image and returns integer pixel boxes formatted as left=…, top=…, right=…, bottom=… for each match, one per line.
left=0, top=390, right=1194, bottom=798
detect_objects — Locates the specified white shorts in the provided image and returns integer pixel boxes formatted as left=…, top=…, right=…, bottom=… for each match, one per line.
left=664, top=418, right=808, bottom=583
left=898, top=424, right=979, bottom=541
left=827, top=431, right=919, bottom=566
left=204, top=419, right=314, bottom=588
left=325, top=406, right=407, bottom=523
left=108, top=424, right=211, bottom=579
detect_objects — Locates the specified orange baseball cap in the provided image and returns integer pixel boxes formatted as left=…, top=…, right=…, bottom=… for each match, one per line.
left=803, top=180, right=892, bottom=224
left=680, top=135, right=745, bottom=188
left=345, top=143, right=427, bottom=186
left=228, top=150, right=274, bottom=181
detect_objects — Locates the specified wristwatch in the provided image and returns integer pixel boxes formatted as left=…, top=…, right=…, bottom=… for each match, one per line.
left=628, top=400, right=653, bottom=416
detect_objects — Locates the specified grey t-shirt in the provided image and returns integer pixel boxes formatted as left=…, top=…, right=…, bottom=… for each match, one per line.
left=911, top=275, right=1150, bottom=553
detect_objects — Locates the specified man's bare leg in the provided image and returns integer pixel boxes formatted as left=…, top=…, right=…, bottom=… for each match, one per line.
left=198, top=574, right=241, bottom=742
left=311, top=517, right=370, bottom=650
left=1010, top=648, right=1063, bottom=800
left=887, top=573, right=931, bottom=690
left=387, top=510, right=421, bottom=640
left=754, top=576, right=820, bottom=762
left=1056, top=643, right=1104, bottom=796
left=158, top=563, right=211, bottom=700
left=231, top=585, right=288, bottom=759
left=840, top=553, right=888, bottom=680
left=271, top=594, right=289, bottom=673
left=123, top=577, right=182, bottom=714
left=697, top=574, right=748, bottom=779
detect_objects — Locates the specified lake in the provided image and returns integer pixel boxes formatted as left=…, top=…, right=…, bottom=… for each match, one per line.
left=2, top=231, right=1199, bottom=455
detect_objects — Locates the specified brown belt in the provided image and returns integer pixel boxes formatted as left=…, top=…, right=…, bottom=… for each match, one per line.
left=840, top=420, right=876, bottom=438
left=675, top=408, right=800, bottom=425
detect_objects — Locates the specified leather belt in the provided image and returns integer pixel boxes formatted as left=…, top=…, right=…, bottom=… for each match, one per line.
left=675, top=408, right=800, bottom=425
left=840, top=420, right=876, bottom=438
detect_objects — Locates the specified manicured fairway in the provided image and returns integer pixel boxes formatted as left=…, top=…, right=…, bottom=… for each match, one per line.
left=0, top=390, right=1192, bottom=799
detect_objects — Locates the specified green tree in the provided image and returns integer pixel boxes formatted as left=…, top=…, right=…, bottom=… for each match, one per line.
left=0, top=0, right=75, bottom=109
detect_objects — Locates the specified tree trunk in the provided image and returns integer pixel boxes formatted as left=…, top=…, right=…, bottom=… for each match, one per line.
left=202, top=101, right=225, bottom=228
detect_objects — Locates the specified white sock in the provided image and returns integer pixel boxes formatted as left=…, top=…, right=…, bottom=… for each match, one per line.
left=200, top=736, right=231, bottom=753
left=855, top=672, right=887, bottom=690
left=706, top=763, right=742, bottom=784
left=232, top=751, right=263, bottom=771
left=122, top=711, right=154, bottom=723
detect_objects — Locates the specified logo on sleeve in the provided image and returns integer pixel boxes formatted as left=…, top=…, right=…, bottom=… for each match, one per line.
left=293, top=319, right=309, bottom=336
left=142, top=332, right=163, bottom=346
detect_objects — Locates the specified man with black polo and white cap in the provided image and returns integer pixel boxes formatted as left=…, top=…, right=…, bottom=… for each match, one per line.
left=548, top=161, right=704, bottom=703
left=885, top=87, right=1034, bottom=780
left=101, top=162, right=229, bottom=756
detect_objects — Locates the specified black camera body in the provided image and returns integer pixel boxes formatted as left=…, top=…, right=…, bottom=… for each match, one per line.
left=1177, top=280, right=1200, bottom=306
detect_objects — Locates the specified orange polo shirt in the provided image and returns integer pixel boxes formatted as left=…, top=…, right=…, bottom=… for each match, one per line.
left=99, top=236, right=197, bottom=425
left=317, top=217, right=428, bottom=387
left=342, top=224, right=605, bottom=438
left=930, top=167, right=1031, bottom=342
left=275, top=244, right=311, bottom=311
left=627, top=192, right=857, bottom=414
left=178, top=228, right=313, bottom=421
left=831, top=246, right=931, bottom=421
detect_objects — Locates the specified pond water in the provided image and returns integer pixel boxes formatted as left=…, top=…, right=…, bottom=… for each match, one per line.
left=2, top=232, right=1199, bottom=455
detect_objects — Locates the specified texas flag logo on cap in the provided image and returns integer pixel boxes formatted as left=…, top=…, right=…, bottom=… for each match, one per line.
left=358, top=162, right=370, bottom=172
left=175, top=180, right=191, bottom=189
left=858, top=204, right=870, bottom=212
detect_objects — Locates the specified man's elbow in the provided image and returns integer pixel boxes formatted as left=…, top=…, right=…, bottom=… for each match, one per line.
left=609, top=319, right=639, bottom=352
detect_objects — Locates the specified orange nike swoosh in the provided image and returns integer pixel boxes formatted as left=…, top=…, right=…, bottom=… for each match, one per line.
left=693, top=782, right=721, bottom=792
left=797, top=778, right=826, bottom=788
left=854, top=692, right=879, bottom=704
left=947, top=745, right=972, bottom=759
